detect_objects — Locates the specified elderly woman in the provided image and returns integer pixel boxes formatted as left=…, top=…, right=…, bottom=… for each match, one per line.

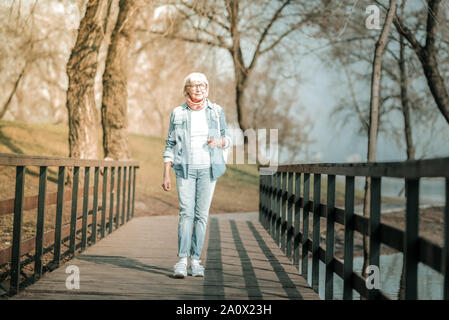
left=161, top=72, right=231, bottom=278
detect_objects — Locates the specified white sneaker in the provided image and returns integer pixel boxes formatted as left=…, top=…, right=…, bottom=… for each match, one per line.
left=190, top=259, right=205, bottom=277
left=173, top=261, right=187, bottom=278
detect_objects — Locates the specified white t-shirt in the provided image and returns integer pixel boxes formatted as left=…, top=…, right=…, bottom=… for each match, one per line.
left=189, top=107, right=211, bottom=169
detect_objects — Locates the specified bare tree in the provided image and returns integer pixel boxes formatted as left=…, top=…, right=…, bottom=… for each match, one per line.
left=149, top=0, right=318, bottom=138
left=101, top=0, right=143, bottom=160
left=66, top=0, right=112, bottom=160
left=389, top=0, right=449, bottom=124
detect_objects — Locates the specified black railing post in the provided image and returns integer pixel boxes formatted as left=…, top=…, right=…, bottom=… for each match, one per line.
left=81, top=166, right=90, bottom=251
left=270, top=173, right=276, bottom=239
left=302, top=173, right=310, bottom=278
left=10, top=165, right=25, bottom=296
left=275, top=172, right=281, bottom=246
left=368, top=177, right=381, bottom=300
left=287, top=172, right=293, bottom=259
left=34, top=166, right=47, bottom=281
left=281, top=172, right=287, bottom=253
left=312, top=173, right=321, bottom=292
left=325, top=174, right=335, bottom=300
left=132, top=166, right=136, bottom=218
left=343, top=176, right=355, bottom=300
left=53, top=166, right=65, bottom=267
left=404, top=178, right=419, bottom=300
left=101, top=167, right=108, bottom=239
left=116, top=167, right=122, bottom=229
left=69, top=166, right=80, bottom=256
left=109, top=166, right=115, bottom=234
left=444, top=178, right=449, bottom=300
left=121, top=166, right=127, bottom=225
left=294, top=172, right=301, bottom=270
left=127, top=166, right=132, bottom=222
left=91, top=166, right=99, bottom=244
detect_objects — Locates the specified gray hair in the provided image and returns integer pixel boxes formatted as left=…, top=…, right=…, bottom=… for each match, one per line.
left=182, top=72, right=209, bottom=97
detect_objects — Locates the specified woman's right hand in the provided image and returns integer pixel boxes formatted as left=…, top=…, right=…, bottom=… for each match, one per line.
left=162, top=175, right=171, bottom=191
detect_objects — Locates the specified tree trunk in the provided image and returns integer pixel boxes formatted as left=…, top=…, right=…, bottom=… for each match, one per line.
left=394, top=0, right=449, bottom=124
left=397, top=1, right=414, bottom=299
left=66, top=0, right=109, bottom=161
left=362, top=0, right=397, bottom=284
left=101, top=0, right=141, bottom=161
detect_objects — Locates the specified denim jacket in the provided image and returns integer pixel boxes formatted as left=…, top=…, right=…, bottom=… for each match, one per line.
left=163, top=99, right=232, bottom=180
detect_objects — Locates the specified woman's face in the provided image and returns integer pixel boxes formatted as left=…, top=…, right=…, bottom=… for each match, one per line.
left=187, top=80, right=208, bottom=102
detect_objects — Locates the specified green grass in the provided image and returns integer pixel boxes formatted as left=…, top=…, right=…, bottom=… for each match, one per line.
left=0, top=120, right=260, bottom=217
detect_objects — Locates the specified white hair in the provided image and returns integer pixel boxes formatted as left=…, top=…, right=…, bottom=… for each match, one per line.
left=182, top=72, right=209, bottom=97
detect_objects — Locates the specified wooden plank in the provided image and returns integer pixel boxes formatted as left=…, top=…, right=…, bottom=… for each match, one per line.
left=10, top=215, right=320, bottom=300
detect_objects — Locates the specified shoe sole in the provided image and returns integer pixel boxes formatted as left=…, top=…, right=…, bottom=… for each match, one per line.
left=174, top=273, right=186, bottom=279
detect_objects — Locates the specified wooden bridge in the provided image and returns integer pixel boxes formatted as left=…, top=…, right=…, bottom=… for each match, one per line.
left=1, top=153, right=448, bottom=300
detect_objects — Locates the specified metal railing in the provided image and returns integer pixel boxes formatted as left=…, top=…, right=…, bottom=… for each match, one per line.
left=0, top=153, right=139, bottom=296
left=259, top=158, right=449, bottom=300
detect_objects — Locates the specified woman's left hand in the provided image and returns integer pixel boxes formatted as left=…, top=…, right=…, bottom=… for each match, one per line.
left=207, top=138, right=224, bottom=148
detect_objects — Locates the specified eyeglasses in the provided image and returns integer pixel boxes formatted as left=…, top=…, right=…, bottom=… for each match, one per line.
left=187, top=83, right=207, bottom=90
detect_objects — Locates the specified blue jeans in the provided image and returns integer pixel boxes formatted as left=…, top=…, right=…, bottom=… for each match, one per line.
left=176, top=167, right=217, bottom=260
